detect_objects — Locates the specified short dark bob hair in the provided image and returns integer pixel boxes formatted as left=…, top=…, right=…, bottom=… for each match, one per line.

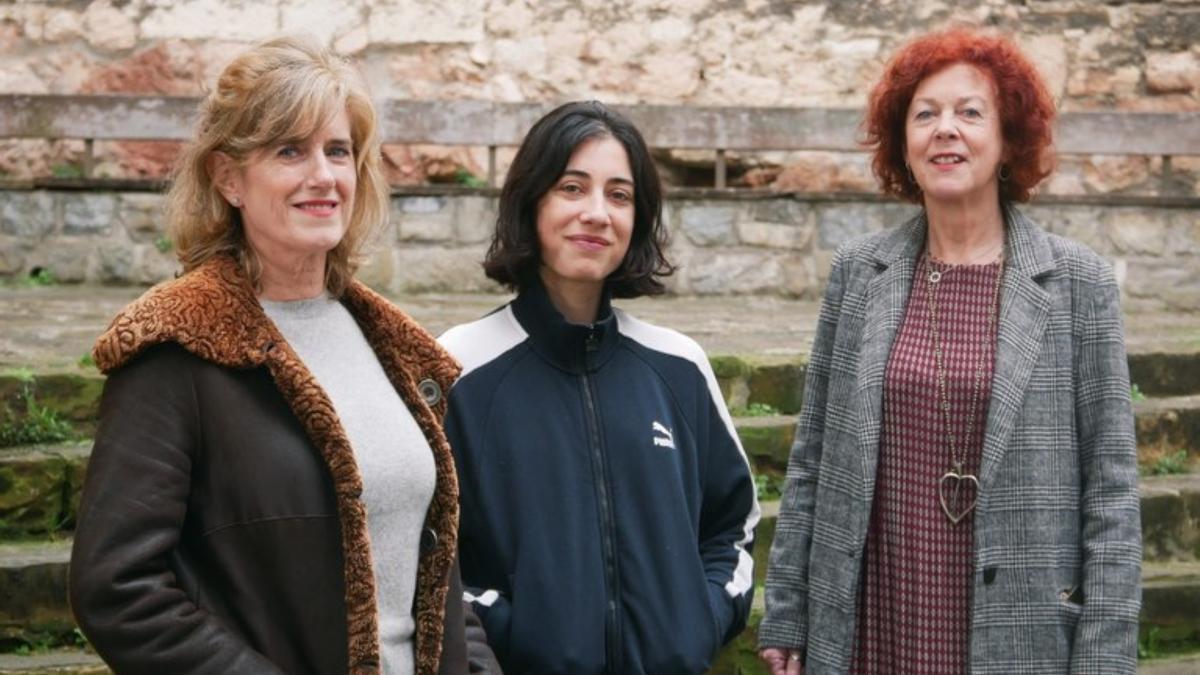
left=864, top=27, right=1057, bottom=204
left=483, top=100, right=675, bottom=298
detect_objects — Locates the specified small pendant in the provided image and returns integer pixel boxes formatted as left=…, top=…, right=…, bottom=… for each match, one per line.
left=928, top=269, right=942, bottom=284
left=938, top=469, right=980, bottom=524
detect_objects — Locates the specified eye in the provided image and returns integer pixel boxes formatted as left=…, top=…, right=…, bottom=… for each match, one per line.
left=327, top=144, right=353, bottom=159
left=276, top=144, right=301, bottom=159
left=559, top=182, right=584, bottom=195
left=609, top=189, right=633, bottom=204
left=960, top=107, right=983, bottom=119
left=913, top=109, right=934, bottom=121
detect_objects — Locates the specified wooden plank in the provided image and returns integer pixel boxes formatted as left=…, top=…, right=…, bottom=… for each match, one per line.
left=2, top=94, right=1198, bottom=156
left=0, top=94, right=197, bottom=140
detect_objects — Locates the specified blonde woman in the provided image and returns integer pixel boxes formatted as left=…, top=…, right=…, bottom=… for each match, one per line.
left=69, top=36, right=496, bottom=675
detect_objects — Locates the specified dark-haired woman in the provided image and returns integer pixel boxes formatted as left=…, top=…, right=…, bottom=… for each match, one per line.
left=758, top=28, right=1140, bottom=675
left=439, top=100, right=760, bottom=675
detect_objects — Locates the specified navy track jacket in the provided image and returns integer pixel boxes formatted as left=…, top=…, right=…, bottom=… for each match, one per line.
left=439, top=281, right=760, bottom=675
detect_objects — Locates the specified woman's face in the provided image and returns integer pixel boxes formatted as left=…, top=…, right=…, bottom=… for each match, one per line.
left=536, top=135, right=635, bottom=295
left=904, top=63, right=1005, bottom=207
left=221, top=109, right=357, bottom=268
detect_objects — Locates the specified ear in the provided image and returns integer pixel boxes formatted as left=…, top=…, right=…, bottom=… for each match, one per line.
left=207, top=151, right=242, bottom=206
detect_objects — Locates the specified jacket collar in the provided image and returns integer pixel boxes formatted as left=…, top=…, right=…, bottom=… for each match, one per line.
left=511, top=276, right=620, bottom=374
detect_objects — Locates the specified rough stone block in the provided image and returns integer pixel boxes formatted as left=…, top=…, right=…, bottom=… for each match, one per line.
left=391, top=245, right=493, bottom=293
left=679, top=204, right=737, bottom=246
left=83, top=0, right=137, bottom=52
left=117, top=193, right=166, bottom=242
left=736, top=419, right=795, bottom=475
left=683, top=250, right=783, bottom=295
left=62, top=194, right=117, bottom=236
left=0, top=449, right=68, bottom=536
left=737, top=221, right=814, bottom=250
left=748, top=363, right=806, bottom=415
left=140, top=0, right=279, bottom=42
left=280, top=1, right=365, bottom=46
left=33, top=239, right=92, bottom=283
left=816, top=203, right=879, bottom=249
left=131, top=244, right=179, bottom=285
left=369, top=0, right=486, bottom=44
left=94, top=243, right=134, bottom=283
left=1108, top=208, right=1166, bottom=256
left=0, top=540, right=75, bottom=640
left=396, top=196, right=454, bottom=242
left=453, top=195, right=497, bottom=244
left=0, top=193, right=56, bottom=238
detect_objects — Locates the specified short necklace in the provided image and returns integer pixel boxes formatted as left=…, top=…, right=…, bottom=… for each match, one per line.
left=923, top=249, right=1004, bottom=524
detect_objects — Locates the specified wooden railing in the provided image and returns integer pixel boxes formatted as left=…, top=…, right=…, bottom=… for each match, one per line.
left=3, top=94, right=1199, bottom=188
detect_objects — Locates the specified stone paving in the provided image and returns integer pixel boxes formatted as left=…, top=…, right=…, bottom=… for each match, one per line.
left=3, top=284, right=1200, bottom=374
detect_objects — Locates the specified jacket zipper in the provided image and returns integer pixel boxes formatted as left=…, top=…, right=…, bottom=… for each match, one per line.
left=581, top=329, right=622, bottom=674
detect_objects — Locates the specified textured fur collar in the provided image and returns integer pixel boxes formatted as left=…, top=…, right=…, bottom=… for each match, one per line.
left=94, top=255, right=461, bottom=674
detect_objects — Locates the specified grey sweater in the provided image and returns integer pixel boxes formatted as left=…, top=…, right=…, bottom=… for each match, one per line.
left=261, top=294, right=436, bottom=675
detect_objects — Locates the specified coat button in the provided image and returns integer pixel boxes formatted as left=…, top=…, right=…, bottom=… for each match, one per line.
left=983, top=567, right=997, bottom=584
left=420, top=527, right=438, bottom=554
left=417, top=378, right=441, bottom=406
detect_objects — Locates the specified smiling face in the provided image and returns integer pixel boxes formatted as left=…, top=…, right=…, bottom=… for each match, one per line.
left=536, top=135, right=635, bottom=305
left=219, top=108, right=357, bottom=273
left=905, top=63, right=1005, bottom=208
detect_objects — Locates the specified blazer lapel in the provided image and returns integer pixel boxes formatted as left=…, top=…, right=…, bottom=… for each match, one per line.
left=855, top=215, right=925, bottom=499
left=978, top=208, right=1056, bottom=498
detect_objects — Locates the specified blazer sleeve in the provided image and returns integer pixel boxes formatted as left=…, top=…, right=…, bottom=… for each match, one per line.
left=1069, top=263, right=1143, bottom=672
left=68, top=345, right=284, bottom=674
left=758, top=246, right=850, bottom=652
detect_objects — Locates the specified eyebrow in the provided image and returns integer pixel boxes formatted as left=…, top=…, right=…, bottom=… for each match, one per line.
left=561, top=169, right=635, bottom=186
left=912, top=95, right=989, bottom=107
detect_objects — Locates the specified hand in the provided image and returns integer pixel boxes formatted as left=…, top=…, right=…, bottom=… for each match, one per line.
left=759, top=647, right=804, bottom=675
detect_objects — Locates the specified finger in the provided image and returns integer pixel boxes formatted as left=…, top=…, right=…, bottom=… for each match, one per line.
left=786, top=651, right=804, bottom=675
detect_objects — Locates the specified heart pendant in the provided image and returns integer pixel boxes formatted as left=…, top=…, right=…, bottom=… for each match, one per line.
left=938, top=469, right=980, bottom=524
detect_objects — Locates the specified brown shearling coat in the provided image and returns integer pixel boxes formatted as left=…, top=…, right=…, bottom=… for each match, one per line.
left=70, top=255, right=469, bottom=674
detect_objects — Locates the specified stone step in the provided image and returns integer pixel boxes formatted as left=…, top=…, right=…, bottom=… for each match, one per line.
left=735, top=396, right=1200, bottom=479
left=3, top=349, right=1198, bottom=439
left=1142, top=561, right=1200, bottom=652
left=0, top=539, right=72, bottom=647
left=0, top=650, right=106, bottom=675
left=0, top=444, right=90, bottom=538
left=751, top=474, right=1200, bottom=589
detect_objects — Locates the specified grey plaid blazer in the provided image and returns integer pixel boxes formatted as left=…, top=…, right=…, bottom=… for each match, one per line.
left=759, top=208, right=1141, bottom=674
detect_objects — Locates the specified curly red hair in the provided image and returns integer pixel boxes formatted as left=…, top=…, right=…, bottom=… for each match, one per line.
left=864, top=27, right=1057, bottom=204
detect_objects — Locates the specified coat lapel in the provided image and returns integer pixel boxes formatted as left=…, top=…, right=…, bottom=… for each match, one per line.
left=977, top=208, right=1056, bottom=497
left=855, top=215, right=925, bottom=499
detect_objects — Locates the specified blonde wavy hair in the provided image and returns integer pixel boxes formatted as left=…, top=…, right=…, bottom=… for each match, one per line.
left=167, top=35, right=388, bottom=295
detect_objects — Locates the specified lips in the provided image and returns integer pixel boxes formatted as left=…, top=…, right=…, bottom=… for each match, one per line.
left=566, top=234, right=610, bottom=251
left=293, top=200, right=339, bottom=215
left=930, top=153, right=966, bottom=165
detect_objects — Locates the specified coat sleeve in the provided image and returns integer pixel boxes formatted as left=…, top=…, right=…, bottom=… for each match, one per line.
left=438, top=555, right=503, bottom=674
left=68, top=345, right=285, bottom=675
left=758, top=247, right=849, bottom=652
left=1069, top=263, right=1142, bottom=672
left=696, top=358, right=760, bottom=646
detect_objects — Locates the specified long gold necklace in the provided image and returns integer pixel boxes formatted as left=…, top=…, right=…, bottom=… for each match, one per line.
left=923, top=249, right=1004, bottom=524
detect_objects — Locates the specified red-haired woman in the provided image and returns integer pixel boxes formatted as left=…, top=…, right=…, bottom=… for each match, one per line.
left=758, top=28, right=1140, bottom=675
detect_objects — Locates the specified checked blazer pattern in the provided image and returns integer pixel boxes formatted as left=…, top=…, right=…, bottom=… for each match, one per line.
left=758, top=208, right=1141, bottom=674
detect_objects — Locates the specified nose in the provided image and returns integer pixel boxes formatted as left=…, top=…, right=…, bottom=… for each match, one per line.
left=579, top=189, right=611, bottom=226
left=934, top=111, right=959, bottom=140
left=306, top=153, right=335, bottom=188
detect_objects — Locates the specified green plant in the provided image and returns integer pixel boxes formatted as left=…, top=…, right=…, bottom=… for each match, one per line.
left=454, top=168, right=487, bottom=188
left=50, top=163, right=84, bottom=179
left=755, top=473, right=784, bottom=500
left=0, top=387, right=74, bottom=448
left=155, top=235, right=174, bottom=253
left=1131, top=384, right=1146, bottom=402
left=78, top=352, right=96, bottom=369
left=25, top=268, right=57, bottom=287
left=4, top=366, right=35, bottom=383
left=1145, top=450, right=1190, bottom=476
left=1139, top=626, right=1162, bottom=659
left=732, top=402, right=780, bottom=417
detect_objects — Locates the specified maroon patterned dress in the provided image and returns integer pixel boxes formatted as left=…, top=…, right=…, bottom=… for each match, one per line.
left=850, top=254, right=1002, bottom=674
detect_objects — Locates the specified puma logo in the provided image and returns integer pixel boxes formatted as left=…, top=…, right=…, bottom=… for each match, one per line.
left=652, top=421, right=675, bottom=449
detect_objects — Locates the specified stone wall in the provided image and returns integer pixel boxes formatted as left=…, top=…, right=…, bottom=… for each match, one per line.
left=2, top=187, right=1196, bottom=313
left=0, top=0, right=1198, bottom=194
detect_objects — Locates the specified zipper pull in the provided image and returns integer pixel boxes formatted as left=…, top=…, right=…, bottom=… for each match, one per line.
left=585, top=327, right=598, bottom=352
